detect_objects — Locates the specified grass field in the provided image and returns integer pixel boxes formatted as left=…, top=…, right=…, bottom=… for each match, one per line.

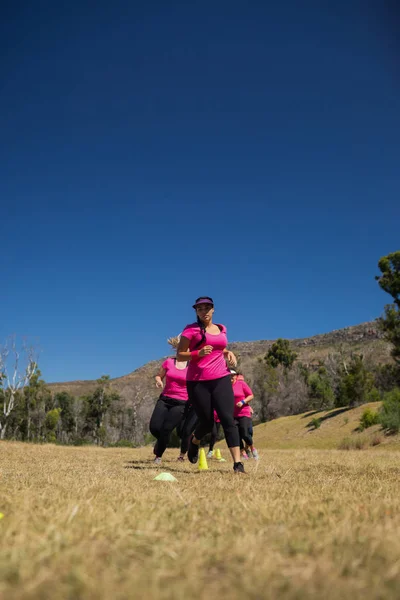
left=1, top=439, right=400, bottom=600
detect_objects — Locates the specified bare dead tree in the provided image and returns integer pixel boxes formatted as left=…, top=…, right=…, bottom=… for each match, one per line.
left=0, top=336, right=38, bottom=440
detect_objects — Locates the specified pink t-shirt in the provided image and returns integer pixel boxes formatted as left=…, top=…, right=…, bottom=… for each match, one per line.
left=233, top=380, right=253, bottom=418
left=182, top=323, right=230, bottom=381
left=161, top=357, right=188, bottom=401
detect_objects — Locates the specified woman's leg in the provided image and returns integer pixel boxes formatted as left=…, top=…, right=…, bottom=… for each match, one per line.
left=158, top=403, right=185, bottom=456
left=179, top=405, right=198, bottom=454
left=212, top=376, right=242, bottom=465
left=208, top=421, right=219, bottom=455
left=149, top=399, right=184, bottom=457
left=149, top=398, right=168, bottom=456
left=238, top=416, right=253, bottom=447
left=186, top=381, right=214, bottom=463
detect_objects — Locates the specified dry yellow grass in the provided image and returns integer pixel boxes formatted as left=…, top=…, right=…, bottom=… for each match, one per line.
left=254, top=402, right=400, bottom=450
left=1, top=442, right=400, bottom=600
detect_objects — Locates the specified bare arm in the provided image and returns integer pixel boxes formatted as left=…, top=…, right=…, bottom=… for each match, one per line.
left=236, top=394, right=254, bottom=408
left=155, top=366, right=166, bottom=389
left=223, top=348, right=237, bottom=367
left=177, top=336, right=213, bottom=361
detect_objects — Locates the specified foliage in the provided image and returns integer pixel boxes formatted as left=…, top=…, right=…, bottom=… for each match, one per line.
left=376, top=251, right=400, bottom=366
left=310, top=417, right=321, bottom=430
left=265, top=339, right=297, bottom=369
left=359, top=407, right=379, bottom=430
left=307, top=366, right=335, bottom=410
left=336, top=354, right=374, bottom=407
left=379, top=388, right=400, bottom=434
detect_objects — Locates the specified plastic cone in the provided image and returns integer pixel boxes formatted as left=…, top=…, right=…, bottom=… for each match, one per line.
left=215, top=448, right=222, bottom=460
left=198, top=448, right=209, bottom=471
left=154, top=472, right=177, bottom=482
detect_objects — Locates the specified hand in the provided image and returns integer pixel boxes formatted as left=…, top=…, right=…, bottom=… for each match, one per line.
left=155, top=379, right=163, bottom=389
left=226, top=351, right=237, bottom=366
left=199, top=345, right=213, bottom=357
left=236, top=401, right=243, bottom=408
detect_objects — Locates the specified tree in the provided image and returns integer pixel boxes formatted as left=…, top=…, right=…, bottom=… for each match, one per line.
left=307, top=366, right=335, bottom=410
left=376, top=251, right=400, bottom=365
left=22, top=368, right=52, bottom=441
left=336, top=354, right=375, bottom=407
left=0, top=337, right=38, bottom=440
left=84, top=375, right=120, bottom=445
left=265, top=339, right=297, bottom=369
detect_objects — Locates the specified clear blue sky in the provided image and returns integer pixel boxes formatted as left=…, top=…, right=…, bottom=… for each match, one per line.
left=2, top=1, right=399, bottom=383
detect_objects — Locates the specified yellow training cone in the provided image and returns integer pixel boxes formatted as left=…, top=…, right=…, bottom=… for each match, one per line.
left=215, top=448, right=222, bottom=460
left=198, top=448, right=209, bottom=471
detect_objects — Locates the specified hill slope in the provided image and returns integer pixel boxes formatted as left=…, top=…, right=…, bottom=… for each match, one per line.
left=48, top=321, right=393, bottom=443
left=252, top=401, right=400, bottom=450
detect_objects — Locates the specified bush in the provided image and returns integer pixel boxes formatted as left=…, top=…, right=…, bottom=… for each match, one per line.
left=310, top=417, right=321, bottom=430
left=359, top=407, right=379, bottom=430
left=379, top=388, right=400, bottom=433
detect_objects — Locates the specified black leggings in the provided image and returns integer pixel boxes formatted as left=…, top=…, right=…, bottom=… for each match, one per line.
left=178, top=404, right=199, bottom=454
left=236, top=416, right=253, bottom=447
left=209, top=422, right=221, bottom=451
left=187, top=375, right=240, bottom=448
left=149, top=396, right=186, bottom=457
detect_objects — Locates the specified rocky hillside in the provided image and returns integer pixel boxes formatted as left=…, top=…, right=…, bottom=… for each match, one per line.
left=48, top=321, right=391, bottom=442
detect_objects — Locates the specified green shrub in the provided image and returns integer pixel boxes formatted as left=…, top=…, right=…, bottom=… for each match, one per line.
left=366, top=387, right=381, bottom=403
left=379, top=388, right=400, bottom=433
left=359, top=407, right=379, bottom=430
left=310, top=417, right=321, bottom=430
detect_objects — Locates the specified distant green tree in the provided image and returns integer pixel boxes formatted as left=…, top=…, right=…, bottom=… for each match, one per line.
left=379, top=388, right=400, bottom=433
left=337, top=354, right=374, bottom=407
left=307, top=366, right=335, bottom=410
left=22, top=368, right=52, bottom=441
left=44, top=408, right=61, bottom=442
left=54, top=391, right=76, bottom=438
left=84, top=375, right=120, bottom=445
left=376, top=251, right=400, bottom=366
left=265, top=339, right=297, bottom=369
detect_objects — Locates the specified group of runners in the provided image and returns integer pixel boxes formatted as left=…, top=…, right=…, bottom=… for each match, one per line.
left=149, top=296, right=258, bottom=474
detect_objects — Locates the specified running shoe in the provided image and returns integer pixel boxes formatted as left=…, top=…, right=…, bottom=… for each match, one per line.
left=154, top=457, right=161, bottom=465
left=207, top=450, right=214, bottom=459
left=252, top=448, right=259, bottom=460
left=188, top=436, right=200, bottom=464
left=233, top=462, right=246, bottom=474
left=241, top=452, right=249, bottom=460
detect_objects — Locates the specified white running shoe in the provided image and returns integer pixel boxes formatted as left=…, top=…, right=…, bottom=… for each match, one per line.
left=154, top=457, right=162, bottom=464
left=207, top=450, right=214, bottom=458
left=252, top=449, right=259, bottom=460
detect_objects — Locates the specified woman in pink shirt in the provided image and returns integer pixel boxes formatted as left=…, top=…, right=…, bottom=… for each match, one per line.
left=177, top=296, right=245, bottom=474
left=150, top=336, right=189, bottom=464
left=231, top=370, right=259, bottom=460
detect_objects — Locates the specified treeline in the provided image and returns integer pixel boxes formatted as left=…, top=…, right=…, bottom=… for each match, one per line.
left=1, top=251, right=399, bottom=446
left=249, top=250, right=400, bottom=426
left=248, top=338, right=400, bottom=423
left=0, top=373, right=143, bottom=447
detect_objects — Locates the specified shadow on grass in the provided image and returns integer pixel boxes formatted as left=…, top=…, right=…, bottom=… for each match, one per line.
left=124, top=464, right=229, bottom=475
left=306, top=407, right=352, bottom=428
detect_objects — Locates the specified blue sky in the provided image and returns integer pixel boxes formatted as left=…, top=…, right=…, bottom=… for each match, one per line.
left=2, top=1, right=399, bottom=383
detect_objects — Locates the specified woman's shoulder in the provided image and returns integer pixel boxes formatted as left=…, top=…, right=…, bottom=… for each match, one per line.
left=181, top=322, right=199, bottom=335
left=216, top=323, right=227, bottom=333
left=162, top=356, right=175, bottom=368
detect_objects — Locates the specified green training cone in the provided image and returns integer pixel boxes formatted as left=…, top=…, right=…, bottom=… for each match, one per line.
left=154, top=472, right=177, bottom=482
